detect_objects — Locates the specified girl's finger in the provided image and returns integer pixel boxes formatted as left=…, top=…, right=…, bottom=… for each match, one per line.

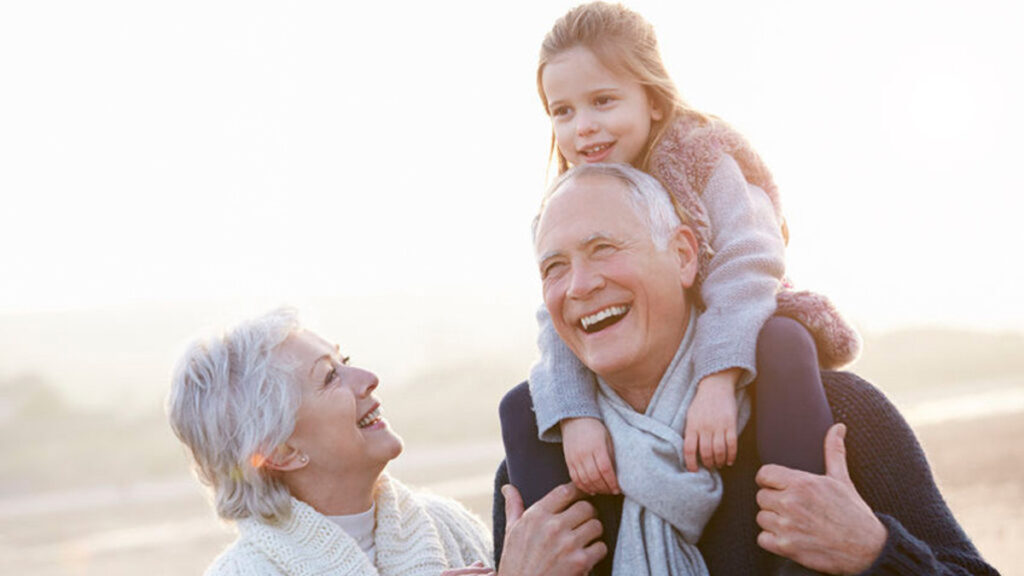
left=726, top=428, right=738, bottom=466
left=713, top=430, right=727, bottom=468
left=684, top=431, right=699, bottom=472
left=699, top=431, right=715, bottom=469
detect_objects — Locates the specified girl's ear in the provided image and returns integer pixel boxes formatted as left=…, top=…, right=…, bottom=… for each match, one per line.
left=672, top=226, right=700, bottom=288
left=262, top=444, right=310, bottom=472
left=650, top=101, right=664, bottom=122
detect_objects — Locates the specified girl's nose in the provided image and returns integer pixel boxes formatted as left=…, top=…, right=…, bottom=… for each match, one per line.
left=575, top=112, right=598, bottom=137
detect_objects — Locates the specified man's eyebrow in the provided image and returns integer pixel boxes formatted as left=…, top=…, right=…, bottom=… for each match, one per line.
left=582, top=232, right=617, bottom=245
left=537, top=232, right=618, bottom=264
left=309, top=344, right=341, bottom=377
left=537, top=248, right=563, bottom=265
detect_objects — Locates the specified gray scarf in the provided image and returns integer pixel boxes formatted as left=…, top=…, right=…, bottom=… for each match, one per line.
left=597, top=310, right=750, bottom=575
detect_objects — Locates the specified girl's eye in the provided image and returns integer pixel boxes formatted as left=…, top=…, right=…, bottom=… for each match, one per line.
left=551, top=105, right=572, bottom=118
left=594, top=95, right=614, bottom=106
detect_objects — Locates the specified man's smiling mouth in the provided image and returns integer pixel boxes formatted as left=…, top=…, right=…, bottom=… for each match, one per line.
left=580, top=305, right=630, bottom=334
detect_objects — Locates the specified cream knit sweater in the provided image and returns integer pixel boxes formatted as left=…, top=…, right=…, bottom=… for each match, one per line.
left=206, top=474, right=492, bottom=576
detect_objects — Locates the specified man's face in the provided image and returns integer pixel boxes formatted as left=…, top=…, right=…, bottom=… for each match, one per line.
left=535, top=174, right=696, bottom=395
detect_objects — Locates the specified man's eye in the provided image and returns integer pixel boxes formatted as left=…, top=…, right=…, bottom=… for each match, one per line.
left=594, top=243, right=615, bottom=254
left=542, top=261, right=566, bottom=279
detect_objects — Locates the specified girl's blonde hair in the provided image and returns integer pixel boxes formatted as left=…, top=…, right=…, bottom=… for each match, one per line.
left=537, top=2, right=708, bottom=175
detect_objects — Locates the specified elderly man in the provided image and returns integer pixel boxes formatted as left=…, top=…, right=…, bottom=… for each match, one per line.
left=493, top=164, right=997, bottom=575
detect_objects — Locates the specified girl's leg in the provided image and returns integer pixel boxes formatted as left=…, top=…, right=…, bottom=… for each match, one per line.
left=756, top=316, right=833, bottom=575
left=499, top=381, right=572, bottom=508
left=756, top=316, right=834, bottom=474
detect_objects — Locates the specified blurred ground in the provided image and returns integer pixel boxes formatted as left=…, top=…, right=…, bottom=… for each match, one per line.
left=2, top=398, right=1020, bottom=575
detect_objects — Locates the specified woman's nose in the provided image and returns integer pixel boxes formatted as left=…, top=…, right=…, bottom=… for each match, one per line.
left=350, top=367, right=379, bottom=398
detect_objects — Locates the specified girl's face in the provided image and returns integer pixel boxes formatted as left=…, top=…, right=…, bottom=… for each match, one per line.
left=542, top=46, right=662, bottom=167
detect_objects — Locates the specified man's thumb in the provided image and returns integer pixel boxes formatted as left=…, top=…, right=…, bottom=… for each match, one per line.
left=824, top=423, right=853, bottom=484
left=503, top=484, right=525, bottom=528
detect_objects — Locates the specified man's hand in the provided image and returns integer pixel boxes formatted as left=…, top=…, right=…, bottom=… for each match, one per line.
left=561, top=417, right=620, bottom=495
left=755, top=423, right=888, bottom=574
left=684, top=368, right=739, bottom=472
left=499, top=483, right=607, bottom=576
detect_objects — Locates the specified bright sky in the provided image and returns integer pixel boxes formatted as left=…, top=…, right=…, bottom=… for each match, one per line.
left=2, top=0, right=1022, bottom=333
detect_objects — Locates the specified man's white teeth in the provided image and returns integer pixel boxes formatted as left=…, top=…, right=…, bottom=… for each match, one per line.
left=357, top=406, right=381, bottom=428
left=581, top=305, right=629, bottom=331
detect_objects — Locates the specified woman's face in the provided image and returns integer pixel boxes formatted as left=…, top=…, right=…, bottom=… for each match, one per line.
left=278, top=330, right=403, bottom=477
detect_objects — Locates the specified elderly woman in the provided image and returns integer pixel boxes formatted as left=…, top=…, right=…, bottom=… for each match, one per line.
left=168, top=308, right=605, bottom=576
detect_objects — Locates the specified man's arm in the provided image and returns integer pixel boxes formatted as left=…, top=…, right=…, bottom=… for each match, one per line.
left=755, top=373, right=999, bottom=575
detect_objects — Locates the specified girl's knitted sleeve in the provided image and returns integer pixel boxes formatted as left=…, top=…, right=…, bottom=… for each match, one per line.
left=692, top=155, right=785, bottom=389
left=528, top=305, right=601, bottom=442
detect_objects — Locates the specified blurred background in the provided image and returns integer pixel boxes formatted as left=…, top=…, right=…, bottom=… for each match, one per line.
left=1, top=0, right=1021, bottom=573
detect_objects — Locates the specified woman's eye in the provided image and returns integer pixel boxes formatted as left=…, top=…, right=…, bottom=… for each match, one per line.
left=324, top=367, right=338, bottom=387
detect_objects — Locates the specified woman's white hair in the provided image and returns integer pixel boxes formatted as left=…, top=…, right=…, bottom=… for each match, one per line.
left=167, top=307, right=301, bottom=523
left=532, top=163, right=683, bottom=250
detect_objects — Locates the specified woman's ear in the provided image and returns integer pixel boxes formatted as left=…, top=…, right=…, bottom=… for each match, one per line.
left=262, top=444, right=309, bottom=472
left=672, top=225, right=700, bottom=288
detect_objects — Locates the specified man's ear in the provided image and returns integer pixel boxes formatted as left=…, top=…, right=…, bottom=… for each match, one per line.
left=672, top=226, right=700, bottom=288
left=261, top=444, right=309, bottom=472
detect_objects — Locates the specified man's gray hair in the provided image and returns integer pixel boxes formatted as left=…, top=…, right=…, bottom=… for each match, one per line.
left=166, top=308, right=301, bottom=523
left=533, top=163, right=683, bottom=250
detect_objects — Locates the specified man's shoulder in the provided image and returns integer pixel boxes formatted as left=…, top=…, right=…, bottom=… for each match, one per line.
left=820, top=370, right=908, bottom=431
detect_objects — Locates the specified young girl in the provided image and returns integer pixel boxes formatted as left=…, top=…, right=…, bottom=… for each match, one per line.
left=502, top=2, right=860, bottom=573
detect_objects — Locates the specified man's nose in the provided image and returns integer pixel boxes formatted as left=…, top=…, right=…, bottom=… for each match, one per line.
left=566, top=260, right=604, bottom=299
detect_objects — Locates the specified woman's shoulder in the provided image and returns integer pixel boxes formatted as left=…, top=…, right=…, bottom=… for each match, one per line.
left=203, top=537, right=278, bottom=576
left=379, top=475, right=493, bottom=564
left=386, top=475, right=488, bottom=532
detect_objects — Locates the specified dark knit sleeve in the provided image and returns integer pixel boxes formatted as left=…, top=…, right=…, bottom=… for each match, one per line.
left=823, top=372, right=999, bottom=576
left=493, top=460, right=509, bottom=568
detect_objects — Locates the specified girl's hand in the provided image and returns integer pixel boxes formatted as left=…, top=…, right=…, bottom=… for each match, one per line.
left=561, top=417, right=620, bottom=495
left=441, top=561, right=496, bottom=575
left=684, top=368, right=740, bottom=472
